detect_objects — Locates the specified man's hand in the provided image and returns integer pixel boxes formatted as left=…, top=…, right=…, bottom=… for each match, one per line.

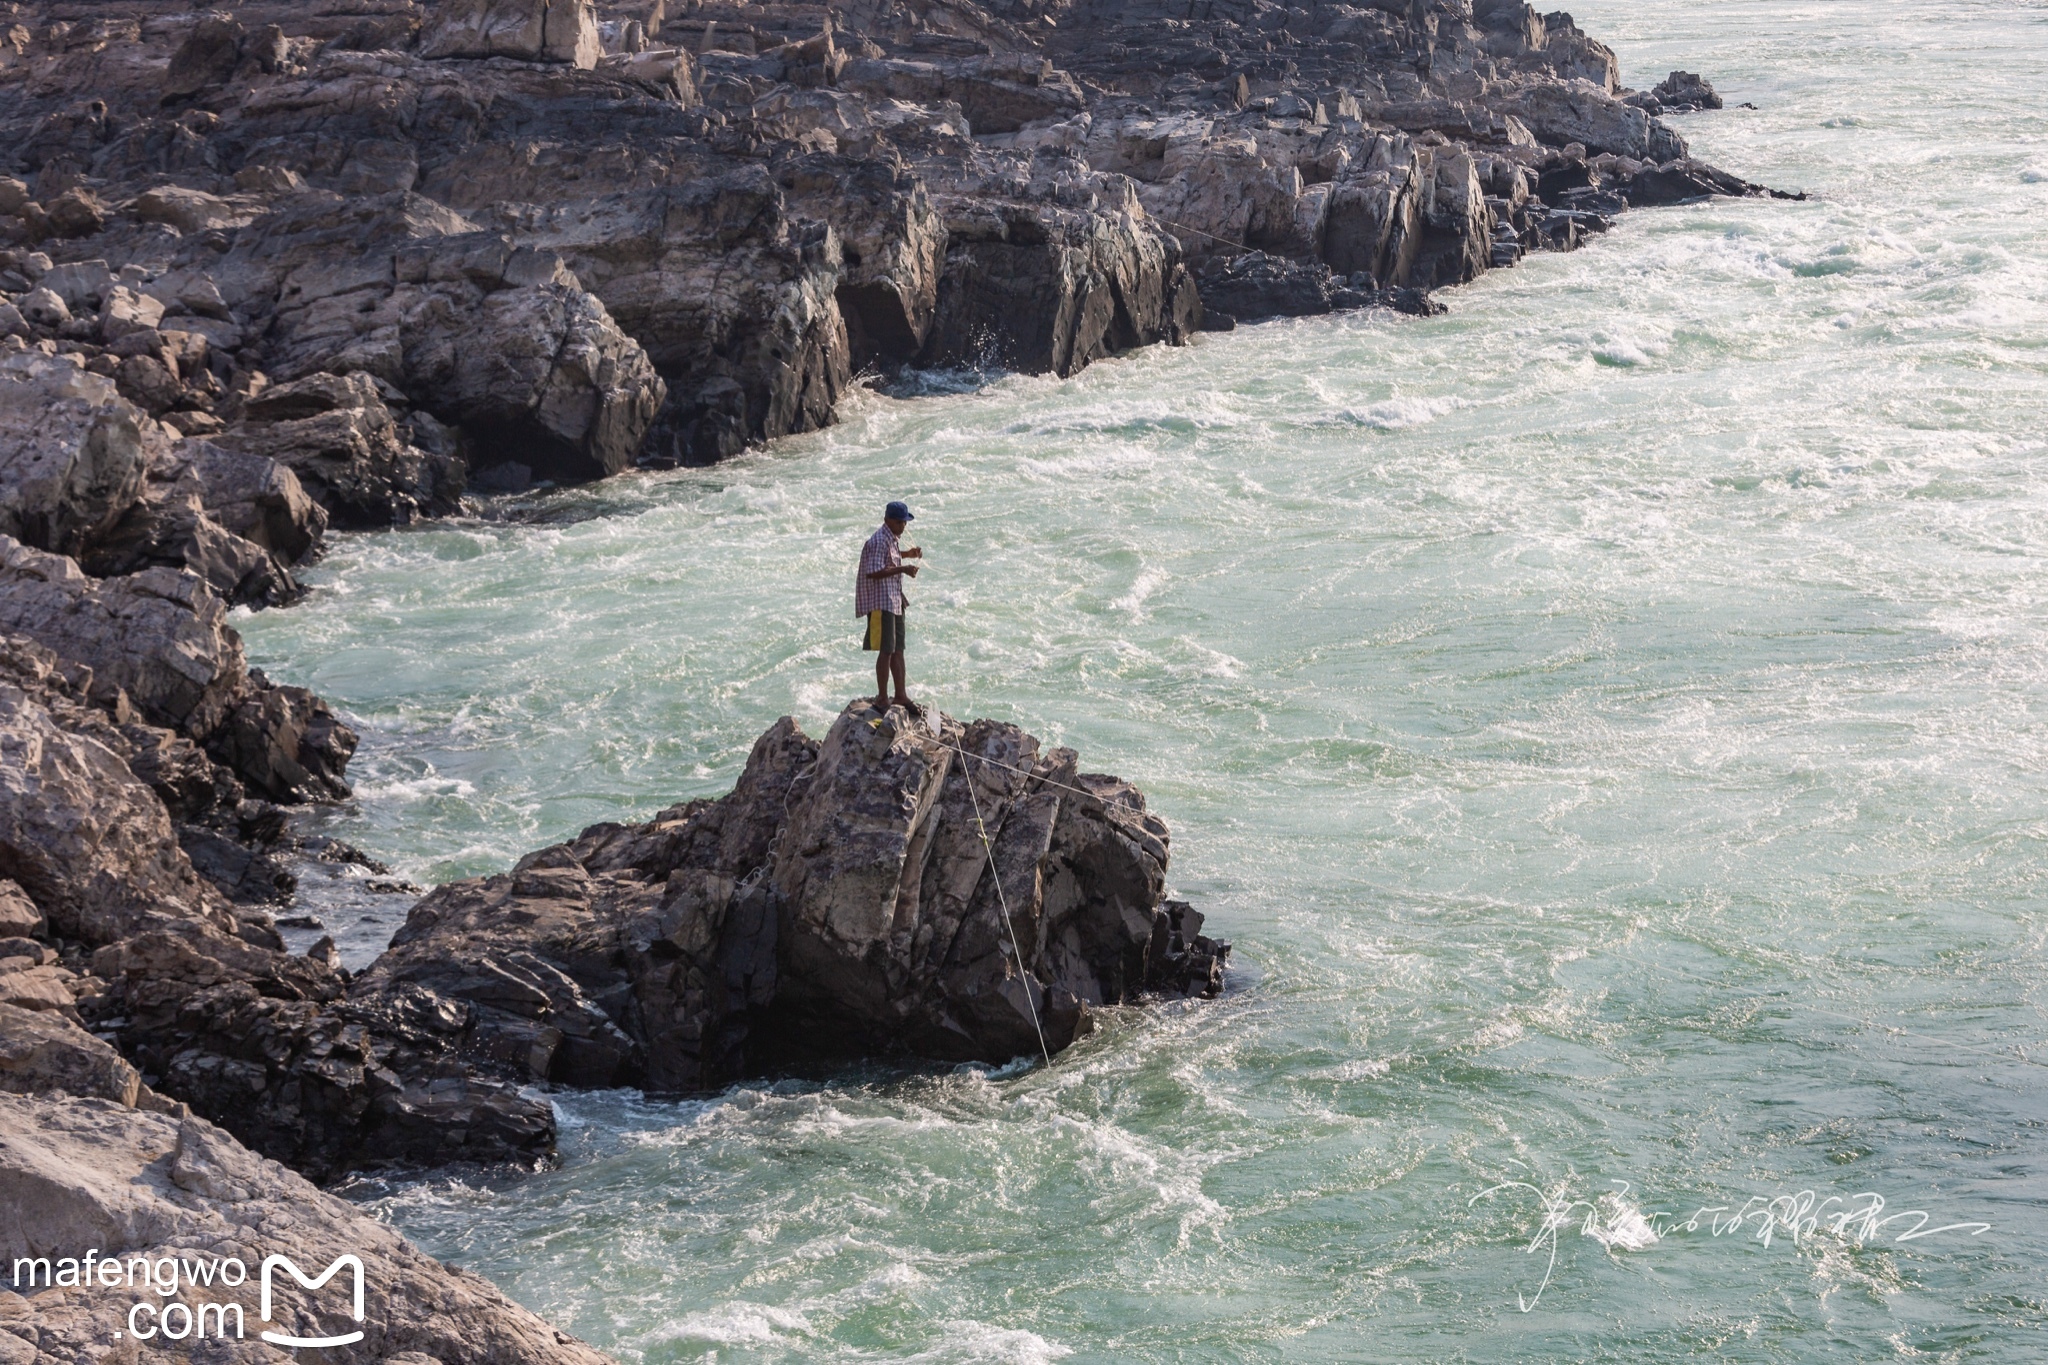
left=902, top=564, right=920, bottom=578
left=902, top=546, right=923, bottom=559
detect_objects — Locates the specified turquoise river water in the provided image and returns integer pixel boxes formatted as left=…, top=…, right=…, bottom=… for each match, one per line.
left=238, top=1, right=2048, bottom=1358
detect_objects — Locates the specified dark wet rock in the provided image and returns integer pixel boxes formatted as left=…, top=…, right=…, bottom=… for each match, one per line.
left=209, top=669, right=358, bottom=804
left=1197, top=251, right=1442, bottom=324
left=90, top=915, right=556, bottom=1178
left=179, top=825, right=297, bottom=906
left=1621, top=156, right=1792, bottom=207
left=346, top=704, right=1230, bottom=1100
left=1652, top=70, right=1723, bottom=113
left=223, top=371, right=465, bottom=526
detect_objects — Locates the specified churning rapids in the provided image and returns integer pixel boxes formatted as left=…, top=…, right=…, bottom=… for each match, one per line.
left=236, top=0, right=2047, bottom=1358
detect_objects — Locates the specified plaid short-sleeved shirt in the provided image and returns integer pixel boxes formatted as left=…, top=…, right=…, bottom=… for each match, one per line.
left=854, top=524, right=904, bottom=616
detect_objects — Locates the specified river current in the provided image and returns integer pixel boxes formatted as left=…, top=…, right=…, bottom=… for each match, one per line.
left=238, top=1, right=2048, bottom=1358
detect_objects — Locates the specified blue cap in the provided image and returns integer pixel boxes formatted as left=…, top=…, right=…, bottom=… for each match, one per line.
left=885, top=501, right=914, bottom=521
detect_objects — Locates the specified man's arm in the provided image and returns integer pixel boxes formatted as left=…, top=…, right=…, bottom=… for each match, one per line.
left=866, top=564, right=918, bottom=579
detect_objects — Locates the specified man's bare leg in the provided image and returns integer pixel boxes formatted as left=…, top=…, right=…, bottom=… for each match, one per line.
left=889, top=651, right=911, bottom=706
left=872, top=650, right=890, bottom=710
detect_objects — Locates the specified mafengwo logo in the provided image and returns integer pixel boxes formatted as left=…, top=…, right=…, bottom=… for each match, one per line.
left=259, top=1254, right=366, bottom=1348
left=9, top=1248, right=366, bottom=1347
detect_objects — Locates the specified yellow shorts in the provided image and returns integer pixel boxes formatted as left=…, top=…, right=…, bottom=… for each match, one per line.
left=862, top=610, right=905, bottom=652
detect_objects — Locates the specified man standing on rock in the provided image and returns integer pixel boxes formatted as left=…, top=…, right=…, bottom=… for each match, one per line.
left=857, top=500, right=922, bottom=712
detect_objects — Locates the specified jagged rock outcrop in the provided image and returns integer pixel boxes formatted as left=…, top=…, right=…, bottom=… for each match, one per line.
left=920, top=190, right=1201, bottom=375
left=81, top=437, right=329, bottom=607
left=203, top=192, right=666, bottom=486
left=0, top=536, right=245, bottom=738
left=0, top=1093, right=615, bottom=1365
left=220, top=371, right=464, bottom=527
left=423, top=0, right=604, bottom=69
left=0, top=628, right=555, bottom=1177
left=1649, top=70, right=1723, bottom=113
left=0, top=649, right=226, bottom=944
left=0, top=535, right=357, bottom=800
left=347, top=702, right=1229, bottom=1101
left=0, top=349, right=326, bottom=606
left=0, top=352, right=148, bottom=556
left=0, top=1001, right=140, bottom=1103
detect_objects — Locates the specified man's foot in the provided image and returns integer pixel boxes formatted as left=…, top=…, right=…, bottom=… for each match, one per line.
left=869, top=694, right=891, bottom=712
left=894, top=697, right=925, bottom=718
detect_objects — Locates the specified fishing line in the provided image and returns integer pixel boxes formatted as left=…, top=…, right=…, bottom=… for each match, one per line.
left=877, top=708, right=1054, bottom=1066
left=960, top=745, right=1054, bottom=1067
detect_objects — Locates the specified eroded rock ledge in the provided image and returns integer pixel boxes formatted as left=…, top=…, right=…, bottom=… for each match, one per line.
left=0, top=0, right=1784, bottom=491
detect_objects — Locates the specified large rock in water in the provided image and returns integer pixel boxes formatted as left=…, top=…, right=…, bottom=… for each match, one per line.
left=348, top=703, right=1228, bottom=1095
left=0, top=1093, right=614, bottom=1365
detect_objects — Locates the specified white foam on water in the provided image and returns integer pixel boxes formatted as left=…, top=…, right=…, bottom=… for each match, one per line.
left=239, top=0, right=2048, bottom=1354
left=900, top=1321, right=1072, bottom=1364
left=641, top=1299, right=814, bottom=1349
left=1343, top=394, right=1466, bottom=429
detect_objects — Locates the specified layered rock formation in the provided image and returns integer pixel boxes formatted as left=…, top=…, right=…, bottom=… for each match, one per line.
left=0, top=0, right=1779, bottom=485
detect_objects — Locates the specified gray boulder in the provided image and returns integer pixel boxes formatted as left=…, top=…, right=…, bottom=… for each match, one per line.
left=211, top=194, right=665, bottom=484
left=223, top=372, right=463, bottom=527
left=81, top=440, right=327, bottom=608
left=0, top=537, right=357, bottom=800
left=0, top=879, right=41, bottom=938
left=0, top=354, right=147, bottom=558
left=0, top=1002, right=140, bottom=1104
left=0, top=1094, right=615, bottom=1365
left=0, top=646, right=227, bottom=944
left=1500, top=80, right=1665, bottom=160
left=1652, top=70, right=1724, bottom=112
left=0, top=536, right=248, bottom=739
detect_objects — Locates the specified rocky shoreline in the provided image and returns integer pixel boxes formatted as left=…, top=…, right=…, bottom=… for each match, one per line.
left=0, top=0, right=1782, bottom=1358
